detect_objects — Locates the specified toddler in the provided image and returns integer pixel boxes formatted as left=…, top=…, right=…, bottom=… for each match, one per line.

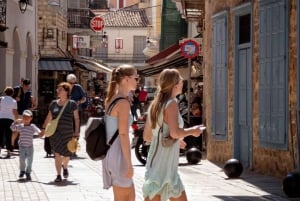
left=10, top=110, right=42, bottom=181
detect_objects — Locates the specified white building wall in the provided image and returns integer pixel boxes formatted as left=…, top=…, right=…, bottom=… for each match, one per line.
left=1, top=0, right=38, bottom=97
left=106, top=27, right=148, bottom=56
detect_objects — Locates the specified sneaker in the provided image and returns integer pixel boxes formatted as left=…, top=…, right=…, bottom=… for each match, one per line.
left=25, top=173, right=31, bottom=181
left=63, top=168, right=69, bottom=178
left=54, top=175, right=62, bottom=182
left=4, top=151, right=11, bottom=159
left=19, top=171, right=25, bottom=178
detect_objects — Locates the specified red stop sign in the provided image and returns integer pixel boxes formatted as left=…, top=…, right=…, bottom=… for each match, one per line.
left=90, top=16, right=105, bottom=32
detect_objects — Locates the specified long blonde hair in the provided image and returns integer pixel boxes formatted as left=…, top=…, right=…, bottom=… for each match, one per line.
left=105, top=64, right=136, bottom=106
left=149, top=68, right=181, bottom=128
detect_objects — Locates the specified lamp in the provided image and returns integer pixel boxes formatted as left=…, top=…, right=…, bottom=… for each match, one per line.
left=146, top=37, right=151, bottom=47
left=102, top=31, right=107, bottom=43
left=19, top=0, right=27, bottom=13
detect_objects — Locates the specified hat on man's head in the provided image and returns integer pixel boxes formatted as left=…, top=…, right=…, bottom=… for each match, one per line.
left=23, top=110, right=33, bottom=117
left=22, top=79, right=31, bottom=86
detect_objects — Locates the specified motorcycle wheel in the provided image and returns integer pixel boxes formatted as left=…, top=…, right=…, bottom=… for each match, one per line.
left=134, top=140, right=149, bottom=165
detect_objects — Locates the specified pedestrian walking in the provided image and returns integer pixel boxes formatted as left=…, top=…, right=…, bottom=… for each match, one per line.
left=0, top=86, right=18, bottom=158
left=12, top=78, right=37, bottom=149
left=66, top=73, right=86, bottom=123
left=130, top=89, right=140, bottom=121
left=13, top=78, right=36, bottom=115
left=142, top=68, right=204, bottom=201
left=10, top=110, right=42, bottom=181
left=103, top=64, right=138, bottom=201
left=138, top=86, right=148, bottom=114
left=41, top=82, right=80, bottom=182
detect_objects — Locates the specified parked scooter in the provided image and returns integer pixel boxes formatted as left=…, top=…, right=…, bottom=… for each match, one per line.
left=131, top=114, right=149, bottom=165
left=88, top=96, right=105, bottom=117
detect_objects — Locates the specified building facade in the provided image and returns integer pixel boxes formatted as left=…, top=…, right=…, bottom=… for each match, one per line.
left=0, top=0, right=38, bottom=97
left=202, top=0, right=299, bottom=178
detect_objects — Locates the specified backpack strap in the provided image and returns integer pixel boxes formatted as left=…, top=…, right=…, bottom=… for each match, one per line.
left=106, top=97, right=126, bottom=146
left=107, top=97, right=126, bottom=115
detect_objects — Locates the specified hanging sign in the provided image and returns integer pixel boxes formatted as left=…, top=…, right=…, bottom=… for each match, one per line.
left=180, top=39, right=200, bottom=59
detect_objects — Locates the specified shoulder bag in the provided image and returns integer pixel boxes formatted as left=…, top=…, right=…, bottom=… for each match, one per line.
left=44, top=100, right=68, bottom=137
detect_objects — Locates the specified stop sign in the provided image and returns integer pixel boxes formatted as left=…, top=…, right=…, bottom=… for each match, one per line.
left=90, top=16, right=105, bottom=32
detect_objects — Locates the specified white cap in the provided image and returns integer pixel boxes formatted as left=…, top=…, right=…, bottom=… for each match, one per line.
left=23, top=110, right=33, bottom=117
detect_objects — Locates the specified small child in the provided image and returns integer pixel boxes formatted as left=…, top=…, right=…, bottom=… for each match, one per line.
left=10, top=110, right=42, bottom=181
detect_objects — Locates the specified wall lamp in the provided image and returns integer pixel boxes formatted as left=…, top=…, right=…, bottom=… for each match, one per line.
left=102, top=31, right=107, bottom=43
left=19, top=0, right=28, bottom=14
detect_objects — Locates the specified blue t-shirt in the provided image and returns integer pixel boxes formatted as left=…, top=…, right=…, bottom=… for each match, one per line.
left=70, top=84, right=85, bottom=110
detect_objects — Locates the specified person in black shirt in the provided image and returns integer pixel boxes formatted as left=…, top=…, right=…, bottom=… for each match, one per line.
left=13, top=78, right=34, bottom=116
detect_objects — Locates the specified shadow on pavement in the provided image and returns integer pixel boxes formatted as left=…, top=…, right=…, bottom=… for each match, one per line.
left=8, top=179, right=79, bottom=186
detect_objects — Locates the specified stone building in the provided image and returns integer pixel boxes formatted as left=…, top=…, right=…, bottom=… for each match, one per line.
left=202, top=0, right=299, bottom=178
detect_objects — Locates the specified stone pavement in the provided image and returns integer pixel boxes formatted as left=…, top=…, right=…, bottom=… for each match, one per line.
left=0, top=125, right=299, bottom=201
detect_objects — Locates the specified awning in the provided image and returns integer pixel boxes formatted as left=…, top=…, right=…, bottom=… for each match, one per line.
left=74, top=62, right=98, bottom=73
left=139, top=38, right=202, bottom=77
left=139, top=42, right=187, bottom=76
left=39, top=59, right=73, bottom=71
left=75, top=57, right=112, bottom=73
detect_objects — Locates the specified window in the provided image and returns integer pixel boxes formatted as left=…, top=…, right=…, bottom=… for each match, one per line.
left=46, top=29, right=54, bottom=39
left=258, top=0, right=288, bottom=149
left=239, top=14, right=250, bottom=44
left=211, top=11, right=228, bottom=140
left=133, top=36, right=147, bottom=62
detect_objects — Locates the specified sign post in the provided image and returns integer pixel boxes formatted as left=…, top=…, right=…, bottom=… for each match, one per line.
left=180, top=39, right=200, bottom=124
left=90, top=16, right=105, bottom=32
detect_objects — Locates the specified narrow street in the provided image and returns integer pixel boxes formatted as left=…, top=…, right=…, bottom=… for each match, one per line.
left=0, top=125, right=297, bottom=201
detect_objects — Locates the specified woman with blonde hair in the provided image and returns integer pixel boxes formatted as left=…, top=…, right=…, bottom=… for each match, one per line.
left=142, top=69, right=204, bottom=201
left=103, top=64, right=138, bottom=201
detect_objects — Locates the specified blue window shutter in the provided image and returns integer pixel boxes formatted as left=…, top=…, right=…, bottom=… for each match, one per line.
left=259, top=0, right=287, bottom=148
left=212, top=12, right=228, bottom=138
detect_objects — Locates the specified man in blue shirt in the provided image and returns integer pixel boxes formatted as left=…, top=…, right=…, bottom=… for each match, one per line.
left=66, top=74, right=86, bottom=157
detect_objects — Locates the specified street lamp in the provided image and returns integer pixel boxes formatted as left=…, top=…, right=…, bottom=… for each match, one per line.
left=19, top=0, right=28, bottom=14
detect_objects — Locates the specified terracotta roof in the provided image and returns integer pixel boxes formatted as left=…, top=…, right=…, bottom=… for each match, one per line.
left=101, top=9, right=149, bottom=27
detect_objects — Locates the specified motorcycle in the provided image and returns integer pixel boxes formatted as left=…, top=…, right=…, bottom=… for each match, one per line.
left=88, top=96, right=105, bottom=117
left=131, top=114, right=149, bottom=165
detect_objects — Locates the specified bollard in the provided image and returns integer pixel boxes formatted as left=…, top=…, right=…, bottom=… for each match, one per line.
left=186, top=147, right=202, bottom=164
left=224, top=158, right=243, bottom=178
left=282, top=172, right=300, bottom=198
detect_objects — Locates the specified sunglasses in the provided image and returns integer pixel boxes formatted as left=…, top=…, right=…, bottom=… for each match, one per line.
left=131, top=76, right=139, bottom=81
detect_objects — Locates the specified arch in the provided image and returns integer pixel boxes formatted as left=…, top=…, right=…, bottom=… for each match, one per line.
left=26, top=32, right=33, bottom=80
left=0, top=32, right=6, bottom=89
left=12, top=27, right=21, bottom=85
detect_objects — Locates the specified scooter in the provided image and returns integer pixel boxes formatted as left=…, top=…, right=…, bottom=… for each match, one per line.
left=88, top=97, right=105, bottom=117
left=131, top=114, right=149, bottom=165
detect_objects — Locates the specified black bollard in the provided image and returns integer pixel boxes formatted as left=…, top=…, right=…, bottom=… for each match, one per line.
left=282, top=172, right=300, bottom=198
left=186, top=147, right=202, bottom=164
left=224, top=158, right=243, bottom=178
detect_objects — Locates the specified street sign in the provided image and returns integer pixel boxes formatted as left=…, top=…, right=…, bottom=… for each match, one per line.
left=90, top=16, right=105, bottom=32
left=180, top=39, right=200, bottom=59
